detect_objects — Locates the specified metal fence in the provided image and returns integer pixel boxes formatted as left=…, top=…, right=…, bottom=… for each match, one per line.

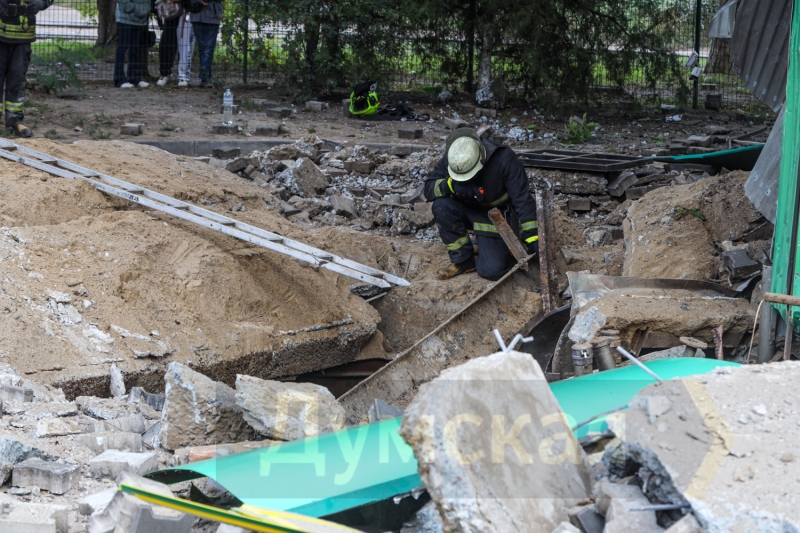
left=29, top=0, right=761, bottom=110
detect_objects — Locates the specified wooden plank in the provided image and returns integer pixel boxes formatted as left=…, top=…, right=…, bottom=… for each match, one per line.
left=488, top=208, right=528, bottom=265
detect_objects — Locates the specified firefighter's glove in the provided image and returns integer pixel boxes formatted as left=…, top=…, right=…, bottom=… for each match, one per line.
left=452, top=180, right=484, bottom=203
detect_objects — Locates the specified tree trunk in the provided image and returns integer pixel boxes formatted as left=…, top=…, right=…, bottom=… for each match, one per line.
left=707, top=38, right=731, bottom=74
left=477, top=22, right=494, bottom=91
left=96, top=0, right=118, bottom=48
left=706, top=0, right=733, bottom=74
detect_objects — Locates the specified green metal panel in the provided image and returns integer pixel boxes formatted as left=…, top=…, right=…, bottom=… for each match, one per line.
left=148, top=358, right=739, bottom=518
left=771, top=0, right=800, bottom=324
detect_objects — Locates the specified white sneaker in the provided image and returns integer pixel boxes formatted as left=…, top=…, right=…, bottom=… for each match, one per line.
left=138, top=81, right=150, bottom=88
left=120, top=82, right=134, bottom=89
left=157, top=76, right=169, bottom=86
left=177, top=80, right=188, bottom=87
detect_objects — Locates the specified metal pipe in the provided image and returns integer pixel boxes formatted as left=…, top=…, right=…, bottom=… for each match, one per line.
left=593, top=337, right=616, bottom=371
left=758, top=267, right=777, bottom=363
left=692, top=0, right=702, bottom=109
left=572, top=343, right=594, bottom=377
left=616, top=346, right=663, bottom=382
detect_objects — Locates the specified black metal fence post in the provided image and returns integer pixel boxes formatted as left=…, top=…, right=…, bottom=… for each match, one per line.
left=242, top=0, right=249, bottom=83
left=693, top=0, right=702, bottom=109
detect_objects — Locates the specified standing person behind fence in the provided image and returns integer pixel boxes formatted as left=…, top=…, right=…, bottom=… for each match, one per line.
left=0, top=0, right=52, bottom=137
left=185, top=0, right=220, bottom=88
left=156, top=0, right=194, bottom=86
left=114, top=0, right=151, bottom=88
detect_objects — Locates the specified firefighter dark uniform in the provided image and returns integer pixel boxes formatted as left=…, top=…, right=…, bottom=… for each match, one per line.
left=0, top=0, right=51, bottom=137
left=424, top=131, right=538, bottom=281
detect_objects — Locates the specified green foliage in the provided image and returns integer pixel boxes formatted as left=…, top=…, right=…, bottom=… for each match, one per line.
left=30, top=39, right=96, bottom=94
left=43, top=128, right=63, bottom=139
left=562, top=113, right=599, bottom=145
left=671, top=206, right=707, bottom=221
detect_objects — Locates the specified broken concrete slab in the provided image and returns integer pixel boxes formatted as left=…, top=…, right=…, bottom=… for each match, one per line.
left=35, top=418, right=86, bottom=438
left=12, top=459, right=80, bottom=495
left=568, top=198, right=591, bottom=213
left=292, top=158, right=329, bottom=198
left=212, top=148, right=241, bottom=159
left=0, top=384, right=33, bottom=403
left=475, top=107, right=497, bottom=118
left=110, top=364, right=125, bottom=397
left=343, top=160, right=376, bottom=174
left=443, top=117, right=469, bottom=130
left=664, top=514, right=702, bottom=533
left=88, top=413, right=146, bottom=434
left=0, top=437, right=57, bottom=485
left=595, top=478, right=660, bottom=533
left=608, top=171, right=638, bottom=197
left=127, top=387, right=165, bottom=412
left=77, top=396, right=140, bottom=420
left=234, top=375, right=345, bottom=441
left=88, top=473, right=185, bottom=533
left=330, top=195, right=358, bottom=219
left=400, top=501, right=444, bottom=533
left=608, top=363, right=800, bottom=532
left=76, top=432, right=143, bottom=453
left=88, top=450, right=158, bottom=479
left=567, top=504, right=604, bottom=533
left=552, top=523, right=581, bottom=533
left=79, top=487, right=118, bottom=516
left=0, top=500, right=68, bottom=533
left=264, top=107, right=292, bottom=119
left=159, top=363, right=254, bottom=451
left=721, top=249, right=759, bottom=279
left=400, top=351, right=590, bottom=533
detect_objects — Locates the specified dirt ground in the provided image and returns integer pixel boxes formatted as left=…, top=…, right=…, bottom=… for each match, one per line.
left=22, top=83, right=773, bottom=149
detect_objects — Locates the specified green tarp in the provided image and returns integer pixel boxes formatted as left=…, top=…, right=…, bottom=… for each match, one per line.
left=148, top=357, right=738, bottom=518
left=771, top=0, right=800, bottom=325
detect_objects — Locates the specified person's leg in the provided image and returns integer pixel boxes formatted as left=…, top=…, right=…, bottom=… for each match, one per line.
left=114, top=22, right=132, bottom=86
left=159, top=17, right=179, bottom=78
left=177, top=17, right=194, bottom=82
left=432, top=197, right=474, bottom=266
left=128, top=24, right=145, bottom=85
left=193, top=22, right=217, bottom=84
left=0, top=43, right=10, bottom=127
left=473, top=234, right=513, bottom=281
left=4, top=43, right=31, bottom=135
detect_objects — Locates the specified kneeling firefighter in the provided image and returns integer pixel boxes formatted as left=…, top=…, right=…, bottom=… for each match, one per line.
left=0, top=0, right=52, bottom=137
left=424, top=128, right=539, bottom=281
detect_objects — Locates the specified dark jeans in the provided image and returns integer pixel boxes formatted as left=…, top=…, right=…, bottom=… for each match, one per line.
left=192, top=22, right=218, bottom=83
left=114, top=22, right=147, bottom=86
left=159, top=16, right=179, bottom=77
left=0, top=41, right=31, bottom=127
left=432, top=197, right=515, bottom=281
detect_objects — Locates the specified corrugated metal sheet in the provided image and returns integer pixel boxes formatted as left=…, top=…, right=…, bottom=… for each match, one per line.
left=730, top=0, right=792, bottom=112
left=745, top=106, right=783, bottom=223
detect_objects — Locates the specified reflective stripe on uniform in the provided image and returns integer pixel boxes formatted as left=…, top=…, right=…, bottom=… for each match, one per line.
left=5, top=102, right=22, bottom=112
left=479, top=192, right=510, bottom=208
left=445, top=236, right=470, bottom=251
left=525, top=235, right=539, bottom=243
left=434, top=179, right=446, bottom=198
left=473, top=222, right=498, bottom=233
left=0, top=20, right=35, bottom=41
left=520, top=220, right=538, bottom=232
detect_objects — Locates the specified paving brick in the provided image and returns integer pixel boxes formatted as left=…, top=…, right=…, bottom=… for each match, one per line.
left=460, top=103, right=476, bottom=114
left=35, top=418, right=86, bottom=438
left=12, top=459, right=80, bottom=495
left=398, top=128, right=423, bottom=140
left=0, top=501, right=68, bottom=533
left=211, top=124, right=237, bottom=135
left=249, top=98, right=279, bottom=109
left=225, top=158, right=249, bottom=173
left=0, top=384, right=33, bottom=403
left=120, top=123, right=144, bottom=136
left=342, top=98, right=352, bottom=117
left=625, top=186, right=649, bottom=201
left=79, top=487, right=117, bottom=516
left=721, top=249, right=760, bottom=279
left=443, top=117, right=469, bottom=130
left=641, top=148, right=671, bottom=157
left=687, top=146, right=715, bottom=154
left=212, top=148, right=240, bottom=159
left=343, top=160, right=376, bottom=174
left=607, top=171, right=638, bottom=197
left=254, top=125, right=280, bottom=137
left=686, top=135, right=713, bottom=147
left=390, top=145, right=416, bottom=156
left=305, top=101, right=325, bottom=111
left=264, top=107, right=291, bottom=119
left=75, top=432, right=142, bottom=454
left=475, top=107, right=497, bottom=118
left=89, top=450, right=159, bottom=479
left=568, top=198, right=591, bottom=213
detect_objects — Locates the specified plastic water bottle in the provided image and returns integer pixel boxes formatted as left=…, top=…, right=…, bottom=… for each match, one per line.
left=223, top=88, right=233, bottom=126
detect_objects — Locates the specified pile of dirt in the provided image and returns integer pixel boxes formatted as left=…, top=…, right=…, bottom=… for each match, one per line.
left=623, top=171, right=764, bottom=280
